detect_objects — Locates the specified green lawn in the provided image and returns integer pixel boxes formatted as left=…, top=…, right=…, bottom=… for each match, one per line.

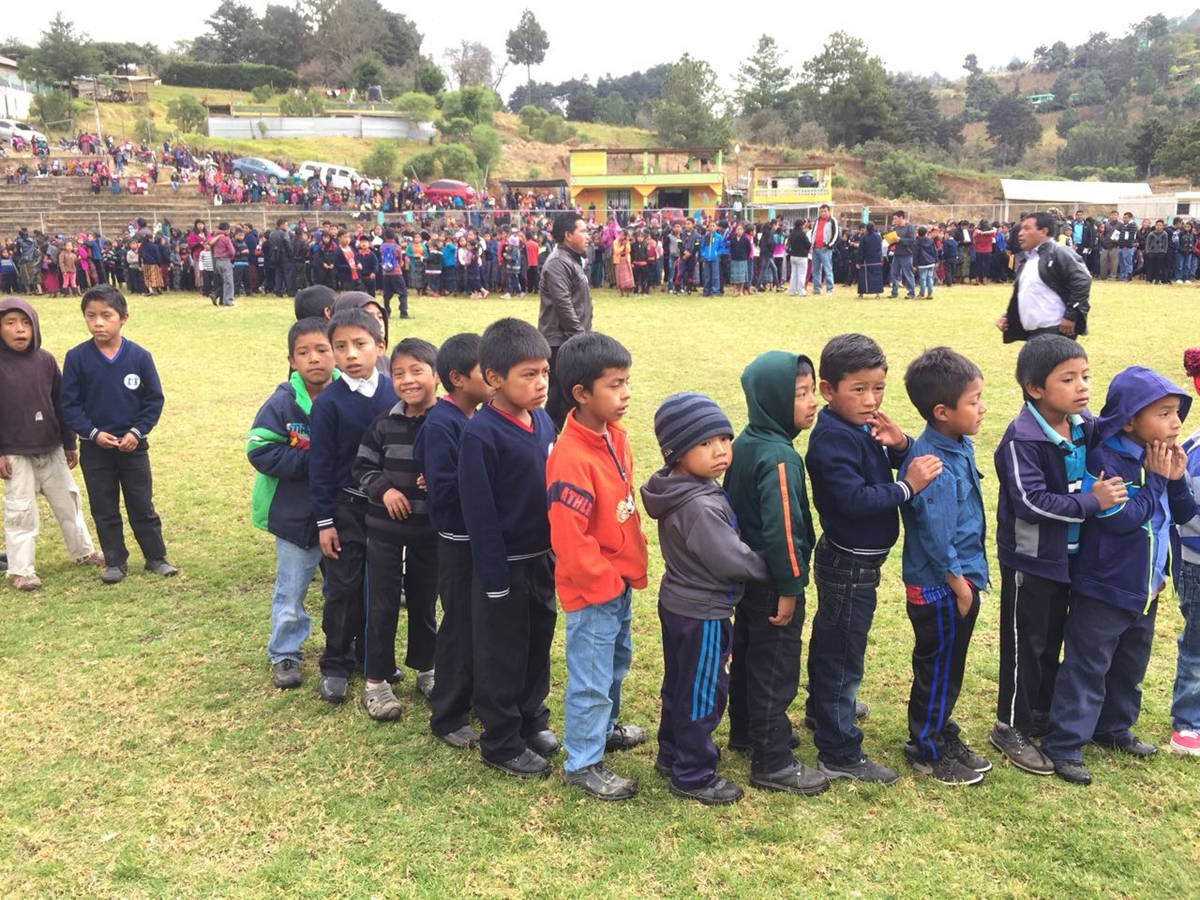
left=2, top=281, right=1198, bottom=899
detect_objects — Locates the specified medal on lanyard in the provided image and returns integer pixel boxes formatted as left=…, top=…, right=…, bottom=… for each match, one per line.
left=616, top=491, right=635, bottom=523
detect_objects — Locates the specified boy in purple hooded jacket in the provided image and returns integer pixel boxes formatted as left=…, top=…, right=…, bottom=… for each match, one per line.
left=1041, top=365, right=1196, bottom=785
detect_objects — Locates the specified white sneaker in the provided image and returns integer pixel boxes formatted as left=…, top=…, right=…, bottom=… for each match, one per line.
left=798, top=290, right=807, bottom=296
left=1176, top=280, right=1183, bottom=284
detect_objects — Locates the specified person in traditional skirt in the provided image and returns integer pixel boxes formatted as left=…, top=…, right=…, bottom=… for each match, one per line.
left=856, top=222, right=884, bottom=298
left=614, top=231, right=634, bottom=296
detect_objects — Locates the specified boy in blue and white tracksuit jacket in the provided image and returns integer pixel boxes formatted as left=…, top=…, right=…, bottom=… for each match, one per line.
left=1170, top=352, right=1200, bottom=753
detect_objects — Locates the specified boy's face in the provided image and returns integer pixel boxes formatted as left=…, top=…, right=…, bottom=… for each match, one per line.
left=575, top=367, right=631, bottom=424
left=330, top=325, right=382, bottom=380
left=675, top=434, right=733, bottom=480
left=453, top=363, right=492, bottom=406
left=794, top=372, right=819, bottom=432
left=0, top=310, right=33, bottom=352
left=487, top=357, right=550, bottom=411
left=1026, top=358, right=1090, bottom=418
left=392, top=353, right=437, bottom=410
left=289, top=332, right=335, bottom=390
left=821, top=367, right=887, bottom=427
left=1126, top=396, right=1183, bottom=446
left=84, top=301, right=127, bottom=343
left=364, top=302, right=386, bottom=336
left=936, top=377, right=986, bottom=437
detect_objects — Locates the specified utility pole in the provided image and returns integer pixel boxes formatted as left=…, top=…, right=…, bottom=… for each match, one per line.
left=92, top=73, right=103, bottom=146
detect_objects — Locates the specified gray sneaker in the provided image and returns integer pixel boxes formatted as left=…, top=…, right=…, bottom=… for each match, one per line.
left=434, top=724, right=480, bottom=749
left=317, top=675, right=348, bottom=704
left=990, top=721, right=1053, bottom=775
left=904, top=743, right=985, bottom=785
left=563, top=762, right=638, bottom=801
left=360, top=682, right=403, bottom=720
left=144, top=558, right=178, bottom=577
left=100, top=564, right=127, bottom=584
left=271, top=659, right=302, bottom=690
left=415, top=669, right=435, bottom=699
left=818, top=755, right=900, bottom=784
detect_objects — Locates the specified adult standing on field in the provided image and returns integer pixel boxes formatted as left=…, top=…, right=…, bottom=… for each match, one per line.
left=810, top=204, right=839, bottom=295
left=996, top=211, right=1090, bottom=343
left=210, top=221, right=237, bottom=308
left=539, top=211, right=593, bottom=430
left=267, top=217, right=294, bottom=297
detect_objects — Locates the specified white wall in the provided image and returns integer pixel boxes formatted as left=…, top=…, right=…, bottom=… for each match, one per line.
left=206, top=115, right=434, bottom=142
left=0, top=86, right=33, bottom=120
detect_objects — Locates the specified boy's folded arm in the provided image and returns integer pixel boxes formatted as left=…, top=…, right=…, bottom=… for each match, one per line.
left=811, top=434, right=910, bottom=515
left=352, top=425, right=391, bottom=502
left=1167, top=476, right=1199, bottom=525
left=548, top=480, right=625, bottom=601
left=1092, top=456, right=1166, bottom=533
left=1001, top=440, right=1100, bottom=523
left=683, top=506, right=770, bottom=584
left=247, top=429, right=308, bottom=480
left=458, top=433, right=510, bottom=597
left=756, top=460, right=810, bottom=594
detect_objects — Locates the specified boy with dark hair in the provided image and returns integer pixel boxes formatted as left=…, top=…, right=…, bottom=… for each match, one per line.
left=458, top=317, right=558, bottom=777
left=353, top=338, right=440, bottom=719
left=1171, top=349, right=1200, bottom=756
left=247, top=317, right=338, bottom=689
left=724, top=350, right=829, bottom=797
left=641, top=392, right=769, bottom=805
left=898, top=347, right=991, bottom=785
left=414, top=333, right=492, bottom=748
left=310, top=308, right=398, bottom=704
left=1, top=297, right=102, bottom=591
left=1042, top=367, right=1195, bottom=784
left=914, top=226, right=938, bottom=299
left=805, top=334, right=942, bottom=784
left=992, top=336, right=1126, bottom=773
left=379, top=228, right=409, bottom=320
left=294, top=284, right=336, bottom=321
left=60, top=285, right=175, bottom=585
left=547, top=331, right=649, bottom=800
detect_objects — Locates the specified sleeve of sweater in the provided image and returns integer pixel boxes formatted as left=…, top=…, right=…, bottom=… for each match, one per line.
left=756, top=457, right=810, bottom=595
left=1090, top=448, right=1165, bottom=534
left=59, top=349, right=97, bottom=440
left=1168, top=476, right=1199, bottom=526
left=683, top=504, right=770, bottom=585
left=352, top=414, right=391, bottom=503
left=417, top=419, right=462, bottom=528
left=809, top=430, right=910, bottom=515
left=458, top=429, right=510, bottom=598
left=547, top=456, right=624, bottom=606
left=997, top=438, right=1100, bottom=524
left=130, top=348, right=164, bottom=440
left=246, top=393, right=307, bottom=481
left=309, top=393, right=339, bottom=530
left=50, top=357, right=76, bottom=452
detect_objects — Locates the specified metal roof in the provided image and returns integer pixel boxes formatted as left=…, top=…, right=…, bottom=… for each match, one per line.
left=1000, top=179, right=1154, bottom=204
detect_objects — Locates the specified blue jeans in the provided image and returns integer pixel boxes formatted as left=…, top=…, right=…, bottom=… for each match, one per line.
left=890, top=256, right=915, bottom=295
left=918, top=265, right=936, bottom=296
left=563, top=585, right=634, bottom=772
left=665, top=256, right=676, bottom=291
left=701, top=259, right=721, bottom=295
left=1173, top=561, right=1200, bottom=731
left=756, top=257, right=778, bottom=289
left=1117, top=248, right=1134, bottom=280
left=812, top=247, right=834, bottom=293
left=1177, top=253, right=1197, bottom=282
left=267, top=536, right=323, bottom=663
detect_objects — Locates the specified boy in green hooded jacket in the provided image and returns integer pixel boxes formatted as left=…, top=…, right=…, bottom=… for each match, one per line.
left=724, top=350, right=829, bottom=796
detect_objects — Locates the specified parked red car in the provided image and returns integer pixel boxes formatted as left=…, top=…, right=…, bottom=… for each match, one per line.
left=421, top=179, right=477, bottom=205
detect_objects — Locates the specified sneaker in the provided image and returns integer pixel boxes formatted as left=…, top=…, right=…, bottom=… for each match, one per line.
left=483, top=747, right=550, bottom=779
left=750, top=762, right=830, bottom=796
left=1170, top=730, right=1200, bottom=755
left=12, top=574, right=41, bottom=591
left=271, top=659, right=302, bottom=690
left=144, top=558, right=178, bottom=577
left=76, top=551, right=105, bottom=567
left=990, top=722, right=1053, bottom=775
left=385, top=667, right=406, bottom=684
left=818, top=755, right=900, bottom=784
left=904, top=293, right=916, bottom=299
left=0, top=551, right=6, bottom=571
left=415, top=669, right=435, bottom=699
left=317, top=675, right=348, bottom=704
left=434, top=724, right=481, bottom=749
left=903, top=744, right=985, bottom=785
left=1052, top=758, right=1092, bottom=785
left=1092, top=736, right=1157, bottom=758
left=501, top=293, right=511, bottom=299
left=360, top=682, right=403, bottom=721
left=563, top=762, right=638, bottom=801
left=669, top=776, right=744, bottom=805
left=526, top=729, right=560, bottom=757
left=944, top=734, right=992, bottom=773
left=100, top=564, right=127, bottom=584
left=605, top=722, right=648, bottom=752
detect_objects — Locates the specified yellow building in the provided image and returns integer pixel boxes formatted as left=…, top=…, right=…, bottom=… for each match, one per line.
left=568, top=147, right=725, bottom=217
left=747, top=161, right=836, bottom=221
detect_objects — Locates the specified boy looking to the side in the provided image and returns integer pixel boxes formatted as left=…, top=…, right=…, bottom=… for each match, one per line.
left=60, top=285, right=175, bottom=585
left=309, top=308, right=398, bottom=704
left=992, top=336, right=1127, bottom=773
left=1042, top=367, right=1195, bottom=784
left=247, top=317, right=338, bottom=689
left=805, top=334, right=942, bottom=784
left=353, top=338, right=440, bottom=720
left=724, top=350, right=829, bottom=796
left=898, top=347, right=991, bottom=785
left=547, top=332, right=649, bottom=801
left=413, top=333, right=491, bottom=748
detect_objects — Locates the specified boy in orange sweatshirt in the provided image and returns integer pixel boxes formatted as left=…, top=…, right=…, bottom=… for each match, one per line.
left=547, top=331, right=650, bottom=800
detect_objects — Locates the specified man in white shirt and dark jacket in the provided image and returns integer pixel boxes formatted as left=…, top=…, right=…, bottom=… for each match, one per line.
left=996, top=211, right=1091, bottom=344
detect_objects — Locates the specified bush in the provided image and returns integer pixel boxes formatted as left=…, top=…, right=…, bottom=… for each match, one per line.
left=1183, top=85, right=1200, bottom=110
left=438, top=143, right=480, bottom=182
left=1055, top=107, right=1081, bottom=139
left=166, top=93, right=208, bottom=135
left=30, top=90, right=83, bottom=131
left=251, top=84, right=274, bottom=104
left=781, top=148, right=799, bottom=164
left=161, top=60, right=302, bottom=92
left=133, top=116, right=159, bottom=144
left=361, top=143, right=399, bottom=180
left=793, top=121, right=828, bottom=150
left=868, top=149, right=940, bottom=201
left=831, top=173, right=849, bottom=188
left=435, top=116, right=473, bottom=142
left=407, top=149, right=439, bottom=181
left=527, top=165, right=541, bottom=179
left=393, top=91, right=436, bottom=121
left=533, top=115, right=575, bottom=144
left=519, top=105, right=548, bottom=129
left=440, top=87, right=495, bottom=125
left=470, top=124, right=502, bottom=172
left=278, top=89, right=325, bottom=117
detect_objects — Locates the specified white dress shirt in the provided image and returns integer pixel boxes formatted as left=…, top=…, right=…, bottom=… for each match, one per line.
left=1017, top=241, right=1067, bottom=331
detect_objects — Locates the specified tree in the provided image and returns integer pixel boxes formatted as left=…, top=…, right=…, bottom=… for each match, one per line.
left=444, top=40, right=496, bottom=90
left=1128, top=117, right=1171, bottom=178
left=166, top=93, right=208, bottom=134
left=735, top=34, right=794, bottom=117
left=361, top=142, right=399, bottom=180
left=986, top=92, right=1042, bottom=165
left=91, top=41, right=162, bottom=74
left=1076, top=71, right=1107, bottom=106
left=30, top=90, right=81, bottom=131
left=798, top=32, right=894, bottom=147
left=566, top=86, right=599, bottom=122
left=393, top=91, right=436, bottom=120
left=278, top=89, right=325, bottom=116
left=1155, top=119, right=1200, bottom=183
left=191, top=0, right=261, bottom=65
left=652, top=54, right=731, bottom=147
left=470, top=124, right=502, bottom=172
left=438, top=143, right=481, bottom=183
left=415, top=59, right=445, bottom=95
left=1034, top=41, right=1071, bottom=71
left=20, top=14, right=99, bottom=84
left=868, top=149, right=940, bottom=201
left=1049, top=72, right=1073, bottom=109
left=440, top=87, right=495, bottom=125
left=308, top=0, right=421, bottom=84
left=257, top=4, right=313, bottom=71
left=350, top=52, right=389, bottom=92
left=1055, top=107, right=1080, bottom=138
left=598, top=91, right=633, bottom=125
left=251, top=84, right=274, bottom=103
left=890, top=73, right=959, bottom=150
left=963, top=53, right=981, bottom=76
left=1134, top=14, right=1170, bottom=44
left=505, top=9, right=549, bottom=108
left=965, top=74, right=1001, bottom=116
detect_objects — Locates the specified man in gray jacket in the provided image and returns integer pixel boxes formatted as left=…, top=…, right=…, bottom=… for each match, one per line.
left=538, top=211, right=592, bottom=430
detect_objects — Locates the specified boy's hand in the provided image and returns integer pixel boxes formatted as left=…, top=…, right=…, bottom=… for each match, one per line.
left=117, top=433, right=139, bottom=452
left=904, top=454, right=943, bottom=493
left=869, top=410, right=908, bottom=449
left=1090, top=470, right=1128, bottom=510
left=65, top=449, right=78, bottom=469
left=95, top=431, right=120, bottom=449
left=319, top=527, right=341, bottom=560
left=1145, top=440, right=1174, bottom=478
left=0, top=455, right=10, bottom=479
left=769, top=594, right=797, bottom=627
left=995, top=315, right=1008, bottom=332
left=382, top=488, right=411, bottom=520
left=416, top=473, right=427, bottom=491
left=948, top=574, right=973, bottom=618
left=1169, top=443, right=1188, bottom=481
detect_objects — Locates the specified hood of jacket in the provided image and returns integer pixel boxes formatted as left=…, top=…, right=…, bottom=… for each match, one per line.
left=640, top=468, right=724, bottom=520
left=1096, top=366, right=1191, bottom=442
left=740, top=350, right=812, bottom=442
left=332, top=290, right=387, bottom=344
left=0, top=296, right=41, bottom=354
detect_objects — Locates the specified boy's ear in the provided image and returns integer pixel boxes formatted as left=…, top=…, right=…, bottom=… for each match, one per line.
left=484, top=367, right=504, bottom=389
left=571, top=383, right=590, bottom=404
left=818, top=379, right=835, bottom=402
left=932, top=403, right=950, bottom=423
left=1023, top=382, right=1044, bottom=401
left=1121, top=419, right=1136, bottom=435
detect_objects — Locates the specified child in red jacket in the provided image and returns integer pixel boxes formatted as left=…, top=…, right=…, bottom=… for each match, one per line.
left=546, top=332, right=649, bottom=800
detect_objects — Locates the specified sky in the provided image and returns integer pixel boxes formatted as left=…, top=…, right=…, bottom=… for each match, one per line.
left=7, top=2, right=1200, bottom=92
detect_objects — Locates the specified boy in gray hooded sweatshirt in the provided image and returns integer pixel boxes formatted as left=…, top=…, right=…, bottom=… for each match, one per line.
left=641, top=392, right=769, bottom=806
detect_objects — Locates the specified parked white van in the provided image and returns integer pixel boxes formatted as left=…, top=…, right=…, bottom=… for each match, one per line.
left=297, top=161, right=379, bottom=190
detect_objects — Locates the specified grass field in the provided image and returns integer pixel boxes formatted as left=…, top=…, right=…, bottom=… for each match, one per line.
left=2, top=280, right=1198, bottom=899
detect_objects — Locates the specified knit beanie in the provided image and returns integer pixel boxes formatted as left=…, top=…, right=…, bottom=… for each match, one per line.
left=654, top=392, right=734, bottom=469
left=1186, top=348, right=1200, bottom=396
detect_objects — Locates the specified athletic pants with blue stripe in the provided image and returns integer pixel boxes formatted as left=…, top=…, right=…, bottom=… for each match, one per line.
left=656, top=604, right=730, bottom=790
left=906, top=588, right=979, bottom=760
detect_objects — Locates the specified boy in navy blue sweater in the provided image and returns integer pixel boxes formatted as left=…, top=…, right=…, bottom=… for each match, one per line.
left=413, top=332, right=492, bottom=748
left=60, top=285, right=175, bottom=585
left=458, top=318, right=558, bottom=778
left=805, top=334, right=942, bottom=784
left=309, top=308, right=397, bottom=704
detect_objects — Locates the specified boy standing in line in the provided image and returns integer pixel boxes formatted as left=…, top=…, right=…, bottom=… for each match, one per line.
left=898, top=347, right=992, bottom=785
left=547, top=332, right=649, bottom=800
left=247, top=317, right=338, bottom=689
left=459, top=318, right=559, bottom=778
left=60, top=285, right=175, bottom=585
left=1171, top=349, right=1200, bottom=756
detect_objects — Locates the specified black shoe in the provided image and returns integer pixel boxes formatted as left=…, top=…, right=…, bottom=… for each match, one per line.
left=317, top=675, right=348, bottom=704
left=605, top=722, right=648, bottom=752
left=271, top=659, right=302, bottom=689
left=100, top=564, right=127, bottom=584
left=1052, top=758, right=1092, bottom=785
left=944, top=734, right=992, bottom=773
left=750, top=762, right=830, bottom=796
left=1029, top=710, right=1051, bottom=739
left=564, top=762, right=638, bottom=800
left=0, top=551, right=6, bottom=572
left=483, top=747, right=550, bottom=778
left=385, top=667, right=406, bottom=684
left=990, top=722, right=1053, bottom=775
left=856, top=700, right=869, bottom=721
left=669, top=777, right=744, bottom=805
left=654, top=759, right=672, bottom=777
left=144, top=558, right=178, bottom=577
left=1092, top=736, right=1158, bottom=758
left=818, top=755, right=900, bottom=784
left=434, top=724, right=480, bottom=749
left=526, top=729, right=560, bottom=757
left=903, top=745, right=984, bottom=785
